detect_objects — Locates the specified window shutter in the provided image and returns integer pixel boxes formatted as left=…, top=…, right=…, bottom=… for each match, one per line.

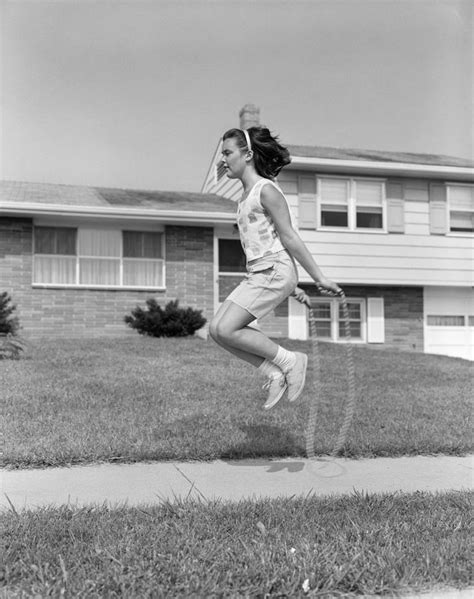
left=429, top=183, right=447, bottom=235
left=298, top=176, right=317, bottom=229
left=367, top=297, right=384, bottom=343
left=386, top=181, right=405, bottom=233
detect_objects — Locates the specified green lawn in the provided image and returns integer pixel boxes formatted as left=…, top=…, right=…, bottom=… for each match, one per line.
left=1, top=491, right=471, bottom=597
left=1, top=336, right=472, bottom=468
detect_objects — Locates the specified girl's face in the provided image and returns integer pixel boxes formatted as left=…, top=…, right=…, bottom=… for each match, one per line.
left=221, top=137, right=248, bottom=179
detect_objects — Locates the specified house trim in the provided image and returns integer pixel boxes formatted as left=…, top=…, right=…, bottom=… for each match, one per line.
left=289, top=156, right=474, bottom=182
left=0, top=203, right=236, bottom=225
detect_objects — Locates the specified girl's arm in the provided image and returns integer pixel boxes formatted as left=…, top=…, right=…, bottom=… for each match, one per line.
left=261, top=184, right=341, bottom=294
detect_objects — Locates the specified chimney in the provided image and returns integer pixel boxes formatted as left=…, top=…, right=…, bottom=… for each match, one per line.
left=239, top=104, right=260, bottom=129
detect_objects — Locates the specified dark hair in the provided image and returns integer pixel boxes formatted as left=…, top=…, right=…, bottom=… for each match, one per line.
left=222, top=126, right=291, bottom=179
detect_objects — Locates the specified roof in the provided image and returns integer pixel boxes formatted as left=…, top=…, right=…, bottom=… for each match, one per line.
left=0, top=180, right=237, bottom=215
left=286, top=145, right=474, bottom=168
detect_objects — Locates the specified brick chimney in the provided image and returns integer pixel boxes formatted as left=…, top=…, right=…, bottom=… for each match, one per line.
left=239, top=104, right=260, bottom=129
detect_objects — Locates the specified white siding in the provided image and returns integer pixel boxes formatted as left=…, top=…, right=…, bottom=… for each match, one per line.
left=278, top=170, right=473, bottom=287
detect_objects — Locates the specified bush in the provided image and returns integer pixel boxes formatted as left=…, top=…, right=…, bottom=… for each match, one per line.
left=124, top=299, right=206, bottom=338
left=0, top=291, right=19, bottom=335
left=0, top=333, right=25, bottom=360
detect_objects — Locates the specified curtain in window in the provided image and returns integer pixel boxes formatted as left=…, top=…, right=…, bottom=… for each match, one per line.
left=78, top=229, right=121, bottom=257
left=77, top=230, right=121, bottom=285
left=33, top=256, right=76, bottom=284
left=123, top=231, right=162, bottom=258
left=79, top=258, right=120, bottom=285
left=35, top=227, right=76, bottom=255
left=123, top=259, right=163, bottom=286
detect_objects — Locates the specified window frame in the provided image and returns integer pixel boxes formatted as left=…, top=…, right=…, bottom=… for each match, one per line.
left=33, top=226, right=166, bottom=290
left=316, top=175, right=387, bottom=233
left=309, top=297, right=366, bottom=343
left=446, top=183, right=474, bottom=236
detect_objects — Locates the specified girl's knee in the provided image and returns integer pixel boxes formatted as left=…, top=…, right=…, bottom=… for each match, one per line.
left=209, top=318, right=233, bottom=344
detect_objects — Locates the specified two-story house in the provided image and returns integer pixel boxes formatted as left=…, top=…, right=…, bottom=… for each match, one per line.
left=202, top=104, right=474, bottom=361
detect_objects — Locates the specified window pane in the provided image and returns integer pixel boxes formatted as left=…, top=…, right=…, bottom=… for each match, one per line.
left=35, top=227, right=55, bottom=254
left=219, top=239, right=246, bottom=272
left=123, top=231, right=142, bottom=257
left=79, top=258, right=120, bottom=285
left=450, top=211, right=474, bottom=232
left=355, top=181, right=383, bottom=205
left=123, top=259, right=163, bottom=286
left=356, top=212, right=383, bottom=228
left=314, top=321, right=332, bottom=338
left=78, top=230, right=121, bottom=257
left=35, top=227, right=76, bottom=255
left=123, top=231, right=162, bottom=258
left=321, top=208, right=348, bottom=227
left=143, top=233, right=162, bottom=258
left=34, top=256, right=76, bottom=284
left=320, top=178, right=348, bottom=204
left=339, top=321, right=362, bottom=338
left=56, top=228, right=76, bottom=255
left=449, top=186, right=474, bottom=210
left=313, top=303, right=331, bottom=319
left=468, top=316, right=474, bottom=326
left=427, top=315, right=465, bottom=326
left=356, top=209, right=383, bottom=228
left=339, top=303, right=361, bottom=319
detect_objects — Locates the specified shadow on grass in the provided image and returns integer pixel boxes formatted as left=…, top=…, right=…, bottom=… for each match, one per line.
left=222, top=423, right=304, bottom=464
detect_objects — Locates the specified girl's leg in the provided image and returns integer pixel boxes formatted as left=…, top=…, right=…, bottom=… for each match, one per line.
left=209, top=300, right=281, bottom=365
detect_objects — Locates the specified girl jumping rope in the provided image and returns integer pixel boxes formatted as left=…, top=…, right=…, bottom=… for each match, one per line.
left=209, top=126, right=341, bottom=410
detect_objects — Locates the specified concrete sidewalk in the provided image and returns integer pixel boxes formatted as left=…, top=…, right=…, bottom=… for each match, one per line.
left=1, top=454, right=472, bottom=510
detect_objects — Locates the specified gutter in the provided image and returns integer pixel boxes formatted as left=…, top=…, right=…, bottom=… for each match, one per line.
left=0, top=202, right=237, bottom=224
left=289, top=156, right=474, bottom=182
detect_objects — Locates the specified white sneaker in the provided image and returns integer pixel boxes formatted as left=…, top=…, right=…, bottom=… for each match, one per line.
left=285, top=352, right=308, bottom=403
left=262, top=375, right=287, bottom=410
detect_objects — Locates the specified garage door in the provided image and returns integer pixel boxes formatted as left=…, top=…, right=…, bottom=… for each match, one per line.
left=424, top=287, right=474, bottom=361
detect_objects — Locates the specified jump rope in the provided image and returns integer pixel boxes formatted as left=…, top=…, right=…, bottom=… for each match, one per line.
left=302, top=288, right=357, bottom=461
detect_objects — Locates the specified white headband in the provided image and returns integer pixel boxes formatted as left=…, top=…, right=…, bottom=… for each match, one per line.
left=242, top=129, right=252, bottom=152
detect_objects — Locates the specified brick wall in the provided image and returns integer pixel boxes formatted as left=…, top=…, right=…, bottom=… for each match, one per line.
left=303, top=283, right=424, bottom=351
left=0, top=219, right=215, bottom=338
left=218, top=275, right=288, bottom=338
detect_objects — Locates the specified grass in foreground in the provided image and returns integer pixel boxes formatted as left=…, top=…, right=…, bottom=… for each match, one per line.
left=1, top=490, right=471, bottom=597
left=1, top=336, right=472, bottom=468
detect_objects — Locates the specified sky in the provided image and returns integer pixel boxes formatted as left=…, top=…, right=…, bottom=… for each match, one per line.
left=1, top=0, right=472, bottom=193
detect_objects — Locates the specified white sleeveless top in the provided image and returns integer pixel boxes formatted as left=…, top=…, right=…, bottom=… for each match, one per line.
left=236, top=178, right=297, bottom=263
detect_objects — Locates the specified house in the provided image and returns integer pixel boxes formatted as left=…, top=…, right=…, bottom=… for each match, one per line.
left=202, top=104, right=474, bottom=361
left=0, top=181, right=236, bottom=338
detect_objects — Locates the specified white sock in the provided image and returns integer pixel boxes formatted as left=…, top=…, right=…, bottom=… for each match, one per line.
left=258, top=359, right=284, bottom=379
left=272, top=346, right=297, bottom=372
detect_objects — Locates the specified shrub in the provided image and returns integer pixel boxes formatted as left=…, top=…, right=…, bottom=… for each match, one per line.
left=0, top=333, right=25, bottom=360
left=124, top=299, right=206, bottom=338
left=0, top=291, right=19, bottom=335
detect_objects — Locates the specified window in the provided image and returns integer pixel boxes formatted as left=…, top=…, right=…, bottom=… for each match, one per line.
left=318, top=177, right=384, bottom=231
left=218, top=239, right=246, bottom=273
left=427, top=315, right=466, bottom=326
left=33, top=227, right=164, bottom=288
left=310, top=298, right=365, bottom=342
left=448, top=185, right=474, bottom=233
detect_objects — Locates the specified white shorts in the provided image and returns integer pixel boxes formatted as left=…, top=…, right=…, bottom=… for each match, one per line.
left=226, top=250, right=298, bottom=320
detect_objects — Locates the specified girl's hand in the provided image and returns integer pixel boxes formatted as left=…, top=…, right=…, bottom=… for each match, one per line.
left=316, top=277, right=342, bottom=296
left=291, top=286, right=311, bottom=307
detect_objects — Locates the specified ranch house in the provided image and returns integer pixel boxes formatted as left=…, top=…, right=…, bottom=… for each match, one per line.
left=1, top=105, right=472, bottom=361
left=201, top=105, right=474, bottom=361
